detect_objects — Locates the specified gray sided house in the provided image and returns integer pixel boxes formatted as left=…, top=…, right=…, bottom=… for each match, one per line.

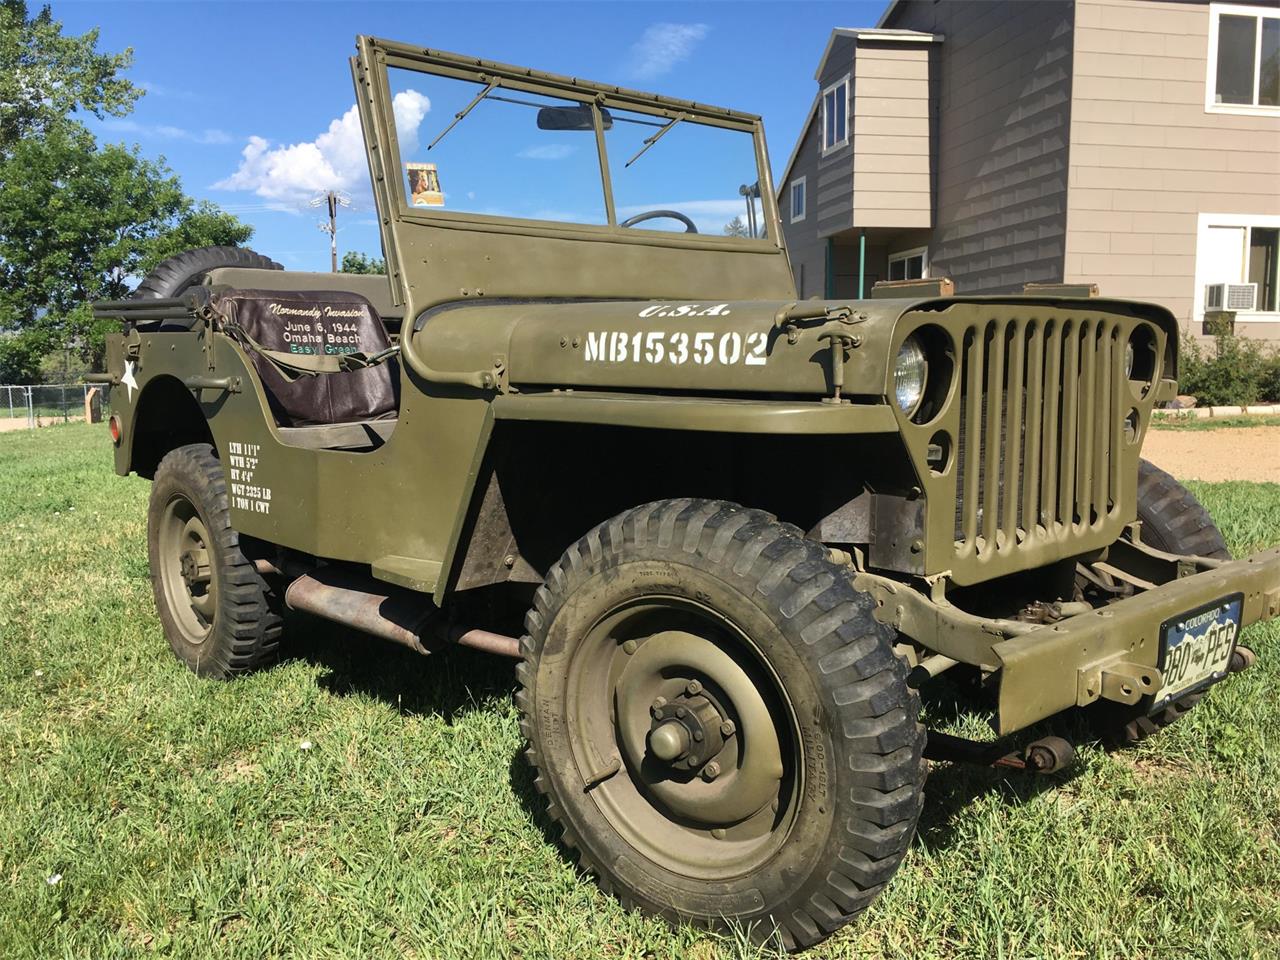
left=778, top=0, right=1280, bottom=339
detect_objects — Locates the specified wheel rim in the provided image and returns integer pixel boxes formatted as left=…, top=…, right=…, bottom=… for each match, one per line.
left=566, top=595, right=801, bottom=880
left=157, top=493, right=217, bottom=644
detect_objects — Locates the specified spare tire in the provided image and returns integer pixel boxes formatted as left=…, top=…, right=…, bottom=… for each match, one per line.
left=131, top=245, right=282, bottom=299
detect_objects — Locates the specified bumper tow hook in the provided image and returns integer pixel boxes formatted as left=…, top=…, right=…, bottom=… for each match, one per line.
left=925, top=731, right=1076, bottom=775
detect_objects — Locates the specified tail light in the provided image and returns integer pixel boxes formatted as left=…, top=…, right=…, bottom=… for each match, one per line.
left=108, top=415, right=122, bottom=445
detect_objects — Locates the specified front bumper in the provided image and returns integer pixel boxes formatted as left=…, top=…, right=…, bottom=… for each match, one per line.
left=994, top=545, right=1280, bottom=734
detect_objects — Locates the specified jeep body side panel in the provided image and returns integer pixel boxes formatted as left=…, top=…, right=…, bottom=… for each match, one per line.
left=109, top=329, right=492, bottom=594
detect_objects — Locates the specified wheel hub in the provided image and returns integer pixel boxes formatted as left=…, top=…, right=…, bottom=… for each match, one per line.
left=614, top=630, right=784, bottom=826
left=648, top=685, right=730, bottom=774
left=158, top=495, right=217, bottom=643
left=179, top=548, right=211, bottom=592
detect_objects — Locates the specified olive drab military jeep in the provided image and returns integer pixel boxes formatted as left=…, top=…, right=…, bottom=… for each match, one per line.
left=90, top=38, right=1280, bottom=952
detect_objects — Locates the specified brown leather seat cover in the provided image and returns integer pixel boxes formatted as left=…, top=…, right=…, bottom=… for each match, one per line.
left=220, top=288, right=398, bottom=426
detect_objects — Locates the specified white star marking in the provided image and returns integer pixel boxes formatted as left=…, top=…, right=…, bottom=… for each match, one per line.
left=121, top=360, right=139, bottom=401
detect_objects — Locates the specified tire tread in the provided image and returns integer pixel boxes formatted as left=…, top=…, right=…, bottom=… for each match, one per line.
left=516, top=498, right=925, bottom=951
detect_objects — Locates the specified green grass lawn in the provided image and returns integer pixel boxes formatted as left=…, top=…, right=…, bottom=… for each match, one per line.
left=1151, top=414, right=1280, bottom=431
left=1, top=423, right=1277, bottom=959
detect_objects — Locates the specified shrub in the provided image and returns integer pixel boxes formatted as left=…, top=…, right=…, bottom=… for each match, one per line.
left=1262, top=351, right=1280, bottom=405
left=1177, top=332, right=1270, bottom=407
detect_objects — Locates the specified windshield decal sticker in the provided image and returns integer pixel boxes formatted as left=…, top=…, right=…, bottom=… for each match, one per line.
left=584, top=330, right=766, bottom=366
left=408, top=162, right=443, bottom=206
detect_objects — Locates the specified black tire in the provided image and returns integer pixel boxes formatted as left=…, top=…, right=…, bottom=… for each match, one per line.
left=1097, top=459, right=1230, bottom=743
left=516, top=499, right=925, bottom=951
left=132, top=245, right=282, bottom=300
left=147, top=443, right=282, bottom=677
left=1136, top=458, right=1230, bottom=560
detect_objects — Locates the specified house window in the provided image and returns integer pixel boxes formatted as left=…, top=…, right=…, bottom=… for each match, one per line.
left=790, top=176, right=807, bottom=223
left=1248, top=227, right=1278, bottom=311
left=888, top=247, right=927, bottom=281
left=821, top=76, right=849, bottom=152
left=1207, top=3, right=1280, bottom=112
left=1194, top=214, right=1280, bottom=318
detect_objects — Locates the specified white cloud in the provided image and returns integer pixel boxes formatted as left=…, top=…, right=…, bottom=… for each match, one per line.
left=137, top=80, right=200, bottom=101
left=625, top=23, right=710, bottom=81
left=102, top=118, right=231, bottom=144
left=517, top=143, right=576, bottom=161
left=392, top=89, right=432, bottom=154
left=213, top=90, right=430, bottom=207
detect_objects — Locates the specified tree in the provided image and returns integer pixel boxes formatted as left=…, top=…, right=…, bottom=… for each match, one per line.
left=340, top=251, right=386, bottom=275
left=138, top=201, right=253, bottom=278
left=0, top=328, right=57, bottom=383
left=723, top=216, right=750, bottom=238
left=0, top=125, right=252, bottom=377
left=0, top=1, right=141, bottom=152
left=0, top=2, right=251, bottom=381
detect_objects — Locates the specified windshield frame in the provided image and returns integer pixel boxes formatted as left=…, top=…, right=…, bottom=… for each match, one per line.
left=361, top=39, right=781, bottom=248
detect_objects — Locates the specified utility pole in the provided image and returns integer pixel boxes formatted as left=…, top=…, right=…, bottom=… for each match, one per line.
left=310, top=190, right=351, bottom=272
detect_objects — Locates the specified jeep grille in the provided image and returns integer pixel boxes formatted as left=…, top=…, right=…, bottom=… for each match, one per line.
left=953, top=316, right=1125, bottom=562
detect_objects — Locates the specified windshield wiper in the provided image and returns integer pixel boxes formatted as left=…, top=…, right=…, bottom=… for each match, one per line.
left=427, top=80, right=497, bottom=151
left=624, top=112, right=686, bottom=168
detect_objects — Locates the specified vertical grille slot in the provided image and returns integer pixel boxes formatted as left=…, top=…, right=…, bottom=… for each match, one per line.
left=952, top=312, right=1124, bottom=564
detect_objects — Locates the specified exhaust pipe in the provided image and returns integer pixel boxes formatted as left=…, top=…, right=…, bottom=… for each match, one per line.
left=284, top=566, right=521, bottom=659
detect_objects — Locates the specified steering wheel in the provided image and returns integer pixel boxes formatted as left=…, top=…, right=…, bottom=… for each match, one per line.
left=618, top=209, right=698, bottom=233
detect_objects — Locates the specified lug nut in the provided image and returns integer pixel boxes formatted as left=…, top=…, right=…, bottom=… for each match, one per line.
left=685, top=679, right=703, bottom=696
left=653, top=708, right=665, bottom=719
left=702, top=761, right=721, bottom=782
left=720, top=720, right=736, bottom=737
left=692, top=730, right=703, bottom=742
left=675, top=706, right=687, bottom=718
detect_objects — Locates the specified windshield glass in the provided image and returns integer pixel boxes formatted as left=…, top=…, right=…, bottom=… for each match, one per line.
left=604, top=106, right=764, bottom=237
left=388, top=67, right=608, bottom=224
left=385, top=66, right=766, bottom=238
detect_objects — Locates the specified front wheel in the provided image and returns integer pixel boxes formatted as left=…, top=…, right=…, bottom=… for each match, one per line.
left=516, top=499, right=925, bottom=951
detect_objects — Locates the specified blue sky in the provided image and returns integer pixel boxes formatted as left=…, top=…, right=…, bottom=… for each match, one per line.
left=58, top=1, right=886, bottom=272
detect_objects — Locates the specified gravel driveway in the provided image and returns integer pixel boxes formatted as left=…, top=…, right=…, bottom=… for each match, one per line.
left=1142, top=426, right=1280, bottom=483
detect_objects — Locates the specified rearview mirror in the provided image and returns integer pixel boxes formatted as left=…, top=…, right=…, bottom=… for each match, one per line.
left=536, top=104, right=613, bottom=131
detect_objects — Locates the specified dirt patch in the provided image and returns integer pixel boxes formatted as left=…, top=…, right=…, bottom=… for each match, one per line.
left=0, top=416, right=85, bottom=433
left=1142, top=426, right=1280, bottom=483
left=215, top=757, right=263, bottom=783
left=1118, top=753, right=1197, bottom=784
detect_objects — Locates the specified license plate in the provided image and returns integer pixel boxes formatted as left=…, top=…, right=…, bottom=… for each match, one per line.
left=1152, top=594, right=1242, bottom=710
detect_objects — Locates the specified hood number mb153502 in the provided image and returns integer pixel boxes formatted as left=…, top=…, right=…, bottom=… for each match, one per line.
left=584, top=330, right=767, bottom=367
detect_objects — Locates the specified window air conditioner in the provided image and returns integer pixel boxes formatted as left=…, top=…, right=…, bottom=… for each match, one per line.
left=1204, top=282, right=1258, bottom=311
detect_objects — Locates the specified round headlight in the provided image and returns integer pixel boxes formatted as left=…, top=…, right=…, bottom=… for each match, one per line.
left=1124, top=339, right=1135, bottom=379
left=894, top=335, right=927, bottom=416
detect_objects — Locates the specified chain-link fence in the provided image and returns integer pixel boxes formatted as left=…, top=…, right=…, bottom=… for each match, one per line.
left=1, top=384, right=112, bottom=431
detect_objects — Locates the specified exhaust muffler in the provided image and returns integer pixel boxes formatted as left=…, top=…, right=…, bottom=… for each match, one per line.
left=284, top=565, right=521, bottom=659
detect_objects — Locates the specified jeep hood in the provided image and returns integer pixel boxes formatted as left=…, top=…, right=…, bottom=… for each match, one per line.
left=414, top=298, right=905, bottom=402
